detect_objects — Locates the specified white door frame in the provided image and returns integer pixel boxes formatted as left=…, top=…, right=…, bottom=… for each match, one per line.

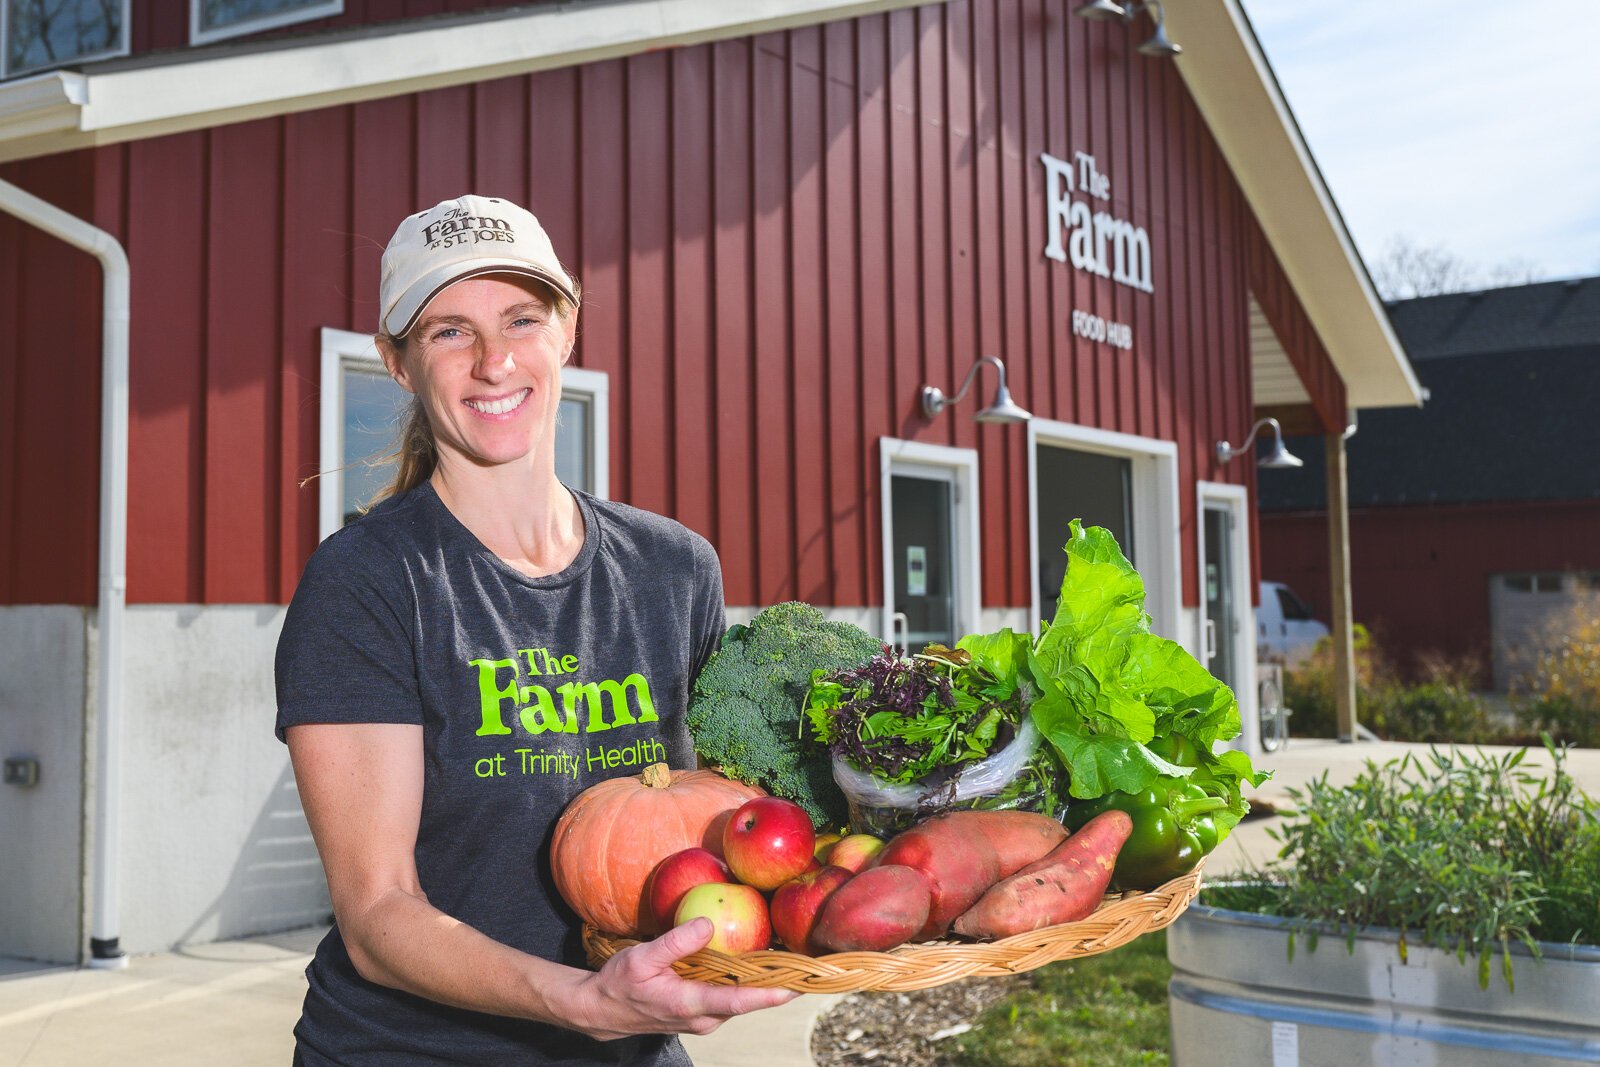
left=1197, top=480, right=1258, bottom=754
left=1027, top=420, right=1182, bottom=643
left=879, top=438, right=982, bottom=648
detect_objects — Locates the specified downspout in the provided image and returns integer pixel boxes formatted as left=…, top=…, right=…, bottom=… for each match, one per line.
left=0, top=177, right=130, bottom=968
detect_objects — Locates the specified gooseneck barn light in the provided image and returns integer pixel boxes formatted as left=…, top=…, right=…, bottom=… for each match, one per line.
left=922, top=356, right=1033, bottom=425
left=1216, top=417, right=1303, bottom=469
left=1074, top=0, right=1182, bottom=58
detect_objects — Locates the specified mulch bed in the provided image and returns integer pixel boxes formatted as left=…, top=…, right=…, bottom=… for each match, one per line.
left=809, top=974, right=1029, bottom=1066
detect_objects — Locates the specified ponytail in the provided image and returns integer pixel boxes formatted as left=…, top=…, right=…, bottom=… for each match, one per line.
left=369, top=333, right=437, bottom=508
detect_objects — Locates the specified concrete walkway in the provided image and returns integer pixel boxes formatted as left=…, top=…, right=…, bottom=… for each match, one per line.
left=0, top=924, right=838, bottom=1067
left=4, top=737, right=1596, bottom=1066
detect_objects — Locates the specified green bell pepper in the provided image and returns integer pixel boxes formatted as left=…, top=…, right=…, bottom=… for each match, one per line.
left=1065, top=777, right=1228, bottom=890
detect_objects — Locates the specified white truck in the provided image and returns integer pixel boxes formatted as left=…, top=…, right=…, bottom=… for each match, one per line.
left=1257, top=581, right=1330, bottom=665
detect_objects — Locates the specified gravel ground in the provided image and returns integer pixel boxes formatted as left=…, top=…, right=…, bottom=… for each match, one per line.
left=809, top=974, right=1027, bottom=1066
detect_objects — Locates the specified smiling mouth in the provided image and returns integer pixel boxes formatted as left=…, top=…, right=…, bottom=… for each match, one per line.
left=465, top=388, right=531, bottom=416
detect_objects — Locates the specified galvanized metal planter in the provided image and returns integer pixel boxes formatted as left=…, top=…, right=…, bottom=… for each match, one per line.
left=1168, top=903, right=1600, bottom=1066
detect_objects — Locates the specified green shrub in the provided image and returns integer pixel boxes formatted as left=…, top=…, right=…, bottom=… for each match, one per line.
left=1519, top=694, right=1600, bottom=750
left=1206, top=741, right=1600, bottom=989
left=1514, top=593, right=1600, bottom=748
left=1282, top=630, right=1508, bottom=744
left=1366, top=653, right=1506, bottom=743
left=1279, top=624, right=1384, bottom=739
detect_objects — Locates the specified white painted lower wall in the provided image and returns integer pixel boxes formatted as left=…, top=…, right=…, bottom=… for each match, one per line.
left=0, top=604, right=330, bottom=963
left=0, top=606, right=89, bottom=964
left=117, top=605, right=329, bottom=954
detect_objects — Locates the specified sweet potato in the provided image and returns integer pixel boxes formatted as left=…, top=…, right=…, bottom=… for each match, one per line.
left=951, top=809, right=1134, bottom=940
left=874, top=814, right=1004, bottom=939
left=811, top=865, right=932, bottom=953
left=925, top=811, right=1069, bottom=878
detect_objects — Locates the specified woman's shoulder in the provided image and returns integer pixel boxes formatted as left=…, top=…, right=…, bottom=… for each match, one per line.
left=582, top=493, right=719, bottom=570
left=297, top=489, right=431, bottom=588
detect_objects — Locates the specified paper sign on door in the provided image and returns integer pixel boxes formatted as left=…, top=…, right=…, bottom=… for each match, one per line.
left=907, top=546, right=928, bottom=597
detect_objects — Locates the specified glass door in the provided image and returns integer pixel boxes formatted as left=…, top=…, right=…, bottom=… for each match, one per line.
left=1034, top=444, right=1134, bottom=624
left=1203, top=503, right=1238, bottom=693
left=890, top=471, right=956, bottom=651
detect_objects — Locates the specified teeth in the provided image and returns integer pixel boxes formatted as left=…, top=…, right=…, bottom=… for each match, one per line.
left=467, top=389, right=529, bottom=416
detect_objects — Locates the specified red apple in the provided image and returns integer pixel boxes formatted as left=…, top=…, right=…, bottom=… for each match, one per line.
left=722, top=797, right=817, bottom=891
left=674, top=882, right=771, bottom=953
left=827, top=833, right=886, bottom=873
left=644, top=847, right=732, bottom=935
left=813, top=832, right=844, bottom=863
left=770, top=865, right=852, bottom=954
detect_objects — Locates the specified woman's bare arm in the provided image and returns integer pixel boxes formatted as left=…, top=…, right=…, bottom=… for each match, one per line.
left=286, top=722, right=794, bottom=1039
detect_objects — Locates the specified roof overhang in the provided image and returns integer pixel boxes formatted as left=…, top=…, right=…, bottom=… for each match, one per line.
left=1166, top=0, right=1423, bottom=410
left=0, top=0, right=928, bottom=163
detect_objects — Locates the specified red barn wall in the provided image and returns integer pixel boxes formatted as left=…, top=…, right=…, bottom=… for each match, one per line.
left=1260, top=501, right=1600, bottom=674
left=0, top=0, right=1325, bottom=609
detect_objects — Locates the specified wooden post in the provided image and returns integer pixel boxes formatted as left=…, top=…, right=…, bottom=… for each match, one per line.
left=1326, top=431, right=1357, bottom=741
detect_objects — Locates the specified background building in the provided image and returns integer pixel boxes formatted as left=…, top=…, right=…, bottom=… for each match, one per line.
left=1260, top=276, right=1600, bottom=690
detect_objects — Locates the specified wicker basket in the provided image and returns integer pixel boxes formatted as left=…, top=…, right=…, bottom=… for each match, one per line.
left=582, top=862, right=1204, bottom=993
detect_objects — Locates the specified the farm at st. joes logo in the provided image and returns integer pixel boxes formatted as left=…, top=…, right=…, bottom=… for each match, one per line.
left=465, top=646, right=666, bottom=781
left=423, top=205, right=519, bottom=251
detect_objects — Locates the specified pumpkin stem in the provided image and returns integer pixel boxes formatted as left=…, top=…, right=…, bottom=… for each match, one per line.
left=642, top=763, right=674, bottom=789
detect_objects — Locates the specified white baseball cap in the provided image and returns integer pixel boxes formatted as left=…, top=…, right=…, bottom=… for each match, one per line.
left=379, top=194, right=579, bottom=337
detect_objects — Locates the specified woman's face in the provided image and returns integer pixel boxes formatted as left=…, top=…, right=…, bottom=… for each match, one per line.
left=382, top=274, right=578, bottom=475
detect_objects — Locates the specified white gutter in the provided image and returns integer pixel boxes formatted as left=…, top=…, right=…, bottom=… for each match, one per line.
left=0, top=178, right=130, bottom=969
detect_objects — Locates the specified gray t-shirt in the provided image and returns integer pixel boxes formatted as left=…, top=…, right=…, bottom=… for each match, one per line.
left=275, top=480, right=722, bottom=1066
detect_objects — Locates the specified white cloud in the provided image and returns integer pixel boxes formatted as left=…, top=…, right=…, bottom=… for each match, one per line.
left=1242, top=0, right=1600, bottom=280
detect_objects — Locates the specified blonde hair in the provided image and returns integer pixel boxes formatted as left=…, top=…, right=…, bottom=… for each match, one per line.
left=368, top=274, right=581, bottom=507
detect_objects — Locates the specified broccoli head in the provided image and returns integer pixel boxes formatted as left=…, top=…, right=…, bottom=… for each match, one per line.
left=687, top=601, right=882, bottom=828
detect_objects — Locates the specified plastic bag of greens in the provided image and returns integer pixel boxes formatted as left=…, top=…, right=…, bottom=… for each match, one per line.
left=830, top=713, right=1060, bottom=837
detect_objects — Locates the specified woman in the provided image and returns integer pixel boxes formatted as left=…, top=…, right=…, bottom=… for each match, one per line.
left=275, top=195, right=794, bottom=1065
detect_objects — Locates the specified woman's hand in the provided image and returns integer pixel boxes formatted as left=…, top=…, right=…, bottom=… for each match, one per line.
left=573, top=918, right=798, bottom=1040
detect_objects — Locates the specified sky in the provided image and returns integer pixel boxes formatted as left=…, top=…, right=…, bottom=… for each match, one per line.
left=1240, top=0, right=1600, bottom=285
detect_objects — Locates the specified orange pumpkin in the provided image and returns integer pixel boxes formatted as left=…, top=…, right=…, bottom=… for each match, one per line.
left=549, top=763, right=764, bottom=936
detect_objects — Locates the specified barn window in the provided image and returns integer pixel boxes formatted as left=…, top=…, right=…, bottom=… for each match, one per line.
left=191, top=0, right=342, bottom=45
left=3, top=0, right=129, bottom=78
left=317, top=328, right=609, bottom=541
left=1502, top=573, right=1564, bottom=595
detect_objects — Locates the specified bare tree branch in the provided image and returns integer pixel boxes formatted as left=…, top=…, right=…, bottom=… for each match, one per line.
left=1369, top=234, right=1545, bottom=301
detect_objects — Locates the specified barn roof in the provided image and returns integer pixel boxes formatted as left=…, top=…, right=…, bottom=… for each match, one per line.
left=1259, top=276, right=1600, bottom=510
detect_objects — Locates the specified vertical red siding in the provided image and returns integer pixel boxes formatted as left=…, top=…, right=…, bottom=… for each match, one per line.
left=789, top=26, right=830, bottom=604
left=752, top=33, right=797, bottom=604
left=205, top=119, right=282, bottom=603
left=278, top=107, right=353, bottom=601
left=823, top=19, right=866, bottom=606
left=624, top=51, right=672, bottom=520
left=2, top=0, right=1343, bottom=611
left=854, top=17, right=891, bottom=609
left=126, top=132, right=208, bottom=603
left=670, top=48, right=716, bottom=547
left=0, top=152, right=100, bottom=605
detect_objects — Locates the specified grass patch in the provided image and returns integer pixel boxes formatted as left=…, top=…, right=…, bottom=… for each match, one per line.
left=946, top=930, right=1171, bottom=1067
